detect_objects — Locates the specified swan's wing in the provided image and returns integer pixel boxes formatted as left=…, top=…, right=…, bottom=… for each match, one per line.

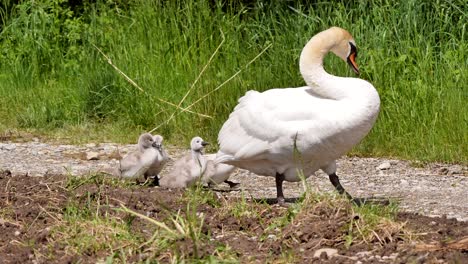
left=218, top=88, right=339, bottom=160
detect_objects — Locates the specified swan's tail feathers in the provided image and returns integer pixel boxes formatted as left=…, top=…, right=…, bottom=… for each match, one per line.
left=214, top=152, right=235, bottom=165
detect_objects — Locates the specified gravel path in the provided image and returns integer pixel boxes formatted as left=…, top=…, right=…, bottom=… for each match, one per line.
left=1, top=140, right=467, bottom=221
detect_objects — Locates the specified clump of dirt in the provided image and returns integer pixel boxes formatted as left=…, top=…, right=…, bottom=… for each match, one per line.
left=0, top=174, right=467, bottom=263
left=0, top=174, right=68, bottom=263
left=277, top=200, right=352, bottom=253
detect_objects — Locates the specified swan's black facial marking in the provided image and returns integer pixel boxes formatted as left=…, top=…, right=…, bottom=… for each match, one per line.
left=346, top=42, right=360, bottom=75
left=349, top=42, right=357, bottom=58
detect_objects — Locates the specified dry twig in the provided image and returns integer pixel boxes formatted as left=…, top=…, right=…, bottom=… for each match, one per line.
left=93, top=44, right=211, bottom=119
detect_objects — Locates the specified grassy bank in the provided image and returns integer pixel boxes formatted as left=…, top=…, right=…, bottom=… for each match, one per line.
left=0, top=0, right=466, bottom=163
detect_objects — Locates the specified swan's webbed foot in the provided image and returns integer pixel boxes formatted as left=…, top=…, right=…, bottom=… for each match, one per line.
left=224, top=180, right=240, bottom=189
left=328, top=174, right=390, bottom=206
left=141, top=174, right=159, bottom=186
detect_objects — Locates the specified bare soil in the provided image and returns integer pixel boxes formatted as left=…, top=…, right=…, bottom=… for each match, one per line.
left=1, top=172, right=467, bottom=263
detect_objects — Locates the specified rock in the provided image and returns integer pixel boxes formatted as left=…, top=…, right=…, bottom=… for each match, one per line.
left=85, top=143, right=97, bottom=148
left=356, top=251, right=372, bottom=258
left=86, top=151, right=100, bottom=160
left=313, top=248, right=338, bottom=259
left=1, top=144, right=16, bottom=151
left=0, top=169, right=12, bottom=179
left=448, top=168, right=462, bottom=175
left=377, top=162, right=391, bottom=170
left=437, top=167, right=449, bottom=175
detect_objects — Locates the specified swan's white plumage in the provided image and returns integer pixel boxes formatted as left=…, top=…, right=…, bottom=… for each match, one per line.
left=202, top=154, right=237, bottom=185
left=216, top=27, right=380, bottom=183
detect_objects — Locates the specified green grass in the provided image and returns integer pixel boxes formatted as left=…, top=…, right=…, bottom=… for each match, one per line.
left=0, top=0, right=466, bottom=163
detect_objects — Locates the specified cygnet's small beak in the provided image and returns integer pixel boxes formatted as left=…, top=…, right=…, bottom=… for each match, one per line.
left=201, top=141, right=209, bottom=147
left=152, top=142, right=162, bottom=150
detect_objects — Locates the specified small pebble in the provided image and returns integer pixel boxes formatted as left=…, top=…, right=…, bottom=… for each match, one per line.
left=267, top=234, right=277, bottom=240
left=85, top=143, right=97, bottom=148
left=86, top=151, right=100, bottom=160
left=377, top=162, right=391, bottom=170
left=313, top=248, right=338, bottom=259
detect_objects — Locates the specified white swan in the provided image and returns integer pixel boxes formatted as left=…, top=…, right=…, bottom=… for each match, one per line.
left=159, top=137, right=209, bottom=188
left=216, top=27, right=380, bottom=204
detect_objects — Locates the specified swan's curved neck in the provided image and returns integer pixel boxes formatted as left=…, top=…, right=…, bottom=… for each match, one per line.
left=299, top=30, right=350, bottom=100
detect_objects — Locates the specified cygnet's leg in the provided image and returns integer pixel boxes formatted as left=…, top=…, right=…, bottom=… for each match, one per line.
left=224, top=180, right=240, bottom=189
left=328, top=173, right=354, bottom=200
left=275, top=172, right=286, bottom=206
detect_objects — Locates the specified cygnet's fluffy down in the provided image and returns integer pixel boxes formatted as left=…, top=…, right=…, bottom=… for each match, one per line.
left=119, top=133, right=160, bottom=181
left=202, top=154, right=239, bottom=188
left=159, top=136, right=208, bottom=188
left=144, top=134, right=169, bottom=178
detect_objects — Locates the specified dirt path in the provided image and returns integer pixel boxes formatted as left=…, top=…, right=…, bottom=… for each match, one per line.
left=1, top=140, right=467, bottom=221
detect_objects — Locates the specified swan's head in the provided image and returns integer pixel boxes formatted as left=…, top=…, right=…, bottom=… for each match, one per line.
left=152, top=134, right=164, bottom=151
left=138, top=133, right=157, bottom=150
left=328, top=27, right=360, bottom=75
left=190, top=136, right=209, bottom=152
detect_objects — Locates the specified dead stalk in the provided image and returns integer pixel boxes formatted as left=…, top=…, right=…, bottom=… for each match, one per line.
left=156, top=30, right=226, bottom=134
left=150, top=42, right=272, bottom=131
left=372, top=230, right=384, bottom=245
left=93, top=44, right=211, bottom=119
left=118, top=203, right=179, bottom=237
left=354, top=221, right=369, bottom=244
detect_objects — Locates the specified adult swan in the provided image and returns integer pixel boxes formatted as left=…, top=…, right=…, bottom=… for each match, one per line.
left=216, top=27, right=380, bottom=205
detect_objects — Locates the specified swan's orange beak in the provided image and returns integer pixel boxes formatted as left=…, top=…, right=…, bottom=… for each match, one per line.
left=347, top=52, right=360, bottom=75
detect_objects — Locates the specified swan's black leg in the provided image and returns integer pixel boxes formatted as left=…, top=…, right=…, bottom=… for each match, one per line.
left=328, top=173, right=353, bottom=200
left=275, top=172, right=286, bottom=206
left=329, top=173, right=389, bottom=206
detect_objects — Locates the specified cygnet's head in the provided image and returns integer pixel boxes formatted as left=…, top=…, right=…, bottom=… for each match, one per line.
left=190, top=136, right=209, bottom=152
left=152, top=135, right=164, bottom=151
left=138, top=133, right=157, bottom=150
